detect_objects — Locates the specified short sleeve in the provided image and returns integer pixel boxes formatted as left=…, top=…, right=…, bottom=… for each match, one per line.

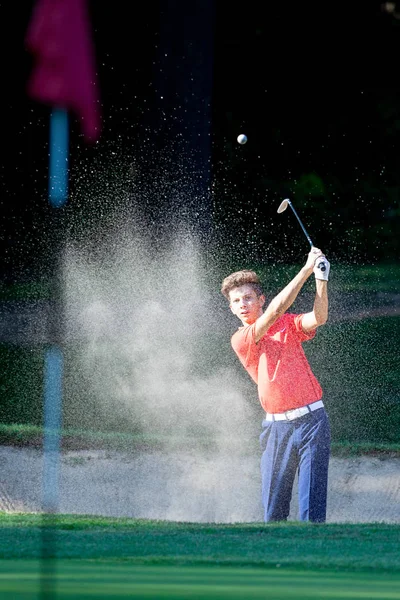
left=231, top=324, right=259, bottom=383
left=293, top=314, right=316, bottom=342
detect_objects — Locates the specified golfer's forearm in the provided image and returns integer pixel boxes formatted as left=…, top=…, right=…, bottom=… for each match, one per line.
left=271, top=266, right=313, bottom=315
left=255, top=266, right=312, bottom=341
left=313, top=280, right=328, bottom=324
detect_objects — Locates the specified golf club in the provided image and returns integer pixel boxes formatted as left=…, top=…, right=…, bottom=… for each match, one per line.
left=277, top=198, right=326, bottom=271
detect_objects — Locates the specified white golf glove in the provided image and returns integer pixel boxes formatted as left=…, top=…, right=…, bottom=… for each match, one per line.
left=314, top=256, right=330, bottom=281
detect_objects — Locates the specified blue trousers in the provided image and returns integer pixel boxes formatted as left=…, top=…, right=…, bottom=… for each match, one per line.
left=259, top=407, right=330, bottom=522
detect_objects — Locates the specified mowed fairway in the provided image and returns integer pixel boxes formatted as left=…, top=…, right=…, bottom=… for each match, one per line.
left=0, top=514, right=399, bottom=599
left=1, top=562, right=400, bottom=599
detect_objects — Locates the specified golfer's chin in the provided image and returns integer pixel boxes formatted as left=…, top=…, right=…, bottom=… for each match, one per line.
left=240, top=314, right=256, bottom=326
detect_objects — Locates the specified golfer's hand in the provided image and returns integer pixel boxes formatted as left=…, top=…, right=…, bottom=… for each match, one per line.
left=314, top=256, right=330, bottom=281
left=305, top=247, right=324, bottom=271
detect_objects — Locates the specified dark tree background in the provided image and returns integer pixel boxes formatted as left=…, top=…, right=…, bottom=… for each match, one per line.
left=1, top=1, right=399, bottom=283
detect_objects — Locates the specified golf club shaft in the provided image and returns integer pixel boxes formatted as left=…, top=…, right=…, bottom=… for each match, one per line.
left=287, top=201, right=313, bottom=247
left=286, top=201, right=326, bottom=271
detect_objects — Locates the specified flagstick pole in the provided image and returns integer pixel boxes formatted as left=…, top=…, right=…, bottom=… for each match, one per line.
left=40, top=107, right=69, bottom=599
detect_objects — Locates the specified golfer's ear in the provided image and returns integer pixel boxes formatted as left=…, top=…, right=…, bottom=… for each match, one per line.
left=259, top=294, right=266, bottom=307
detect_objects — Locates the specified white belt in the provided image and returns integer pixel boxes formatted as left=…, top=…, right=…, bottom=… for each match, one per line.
left=265, top=400, right=324, bottom=422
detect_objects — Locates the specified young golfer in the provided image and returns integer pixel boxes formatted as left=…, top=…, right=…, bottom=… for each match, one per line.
left=221, top=248, right=331, bottom=522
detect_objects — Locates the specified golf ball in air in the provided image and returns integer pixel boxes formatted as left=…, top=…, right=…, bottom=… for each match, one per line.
left=237, top=134, right=247, bottom=144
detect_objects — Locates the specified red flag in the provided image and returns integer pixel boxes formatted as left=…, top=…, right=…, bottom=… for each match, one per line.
left=25, top=0, right=101, bottom=142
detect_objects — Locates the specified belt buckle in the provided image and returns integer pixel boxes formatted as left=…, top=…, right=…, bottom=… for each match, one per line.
left=285, top=408, right=297, bottom=420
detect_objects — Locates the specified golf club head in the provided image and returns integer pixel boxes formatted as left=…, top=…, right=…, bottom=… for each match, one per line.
left=277, top=199, right=290, bottom=213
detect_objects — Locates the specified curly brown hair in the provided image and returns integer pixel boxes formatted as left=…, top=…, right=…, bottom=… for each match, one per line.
left=221, top=270, right=263, bottom=300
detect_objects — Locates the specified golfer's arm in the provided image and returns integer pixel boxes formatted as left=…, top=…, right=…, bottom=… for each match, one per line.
left=254, top=266, right=313, bottom=343
left=301, top=280, right=328, bottom=332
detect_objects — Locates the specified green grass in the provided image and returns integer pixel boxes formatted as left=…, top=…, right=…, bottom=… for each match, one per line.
left=0, top=514, right=400, bottom=599
left=2, top=562, right=400, bottom=599
left=305, top=316, right=400, bottom=443
left=0, top=514, right=399, bottom=571
left=1, top=562, right=400, bottom=599
left=0, top=281, right=52, bottom=301
left=242, top=262, right=400, bottom=293
left=332, top=263, right=400, bottom=292
left=0, top=297, right=399, bottom=445
left=1, top=422, right=400, bottom=456
left=0, top=263, right=398, bottom=301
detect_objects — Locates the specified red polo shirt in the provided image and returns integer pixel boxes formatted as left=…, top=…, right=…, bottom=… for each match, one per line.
left=231, top=313, right=322, bottom=413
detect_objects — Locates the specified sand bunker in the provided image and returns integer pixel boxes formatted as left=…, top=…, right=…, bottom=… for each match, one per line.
left=0, top=446, right=399, bottom=523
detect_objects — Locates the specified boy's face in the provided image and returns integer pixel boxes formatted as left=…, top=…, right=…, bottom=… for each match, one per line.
left=229, top=284, right=265, bottom=325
